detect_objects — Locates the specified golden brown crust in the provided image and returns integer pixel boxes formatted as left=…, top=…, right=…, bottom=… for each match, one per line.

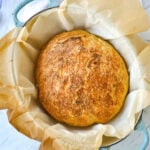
left=36, top=30, right=129, bottom=127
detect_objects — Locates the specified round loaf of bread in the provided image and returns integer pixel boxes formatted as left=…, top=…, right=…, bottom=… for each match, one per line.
left=36, top=30, right=129, bottom=127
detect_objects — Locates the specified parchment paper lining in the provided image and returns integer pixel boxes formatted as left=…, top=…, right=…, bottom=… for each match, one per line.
left=0, top=0, right=150, bottom=150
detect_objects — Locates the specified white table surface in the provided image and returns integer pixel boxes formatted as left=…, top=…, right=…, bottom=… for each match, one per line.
left=0, top=0, right=150, bottom=150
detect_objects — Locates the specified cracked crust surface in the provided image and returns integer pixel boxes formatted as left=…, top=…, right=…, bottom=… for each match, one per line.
left=36, top=30, right=129, bottom=127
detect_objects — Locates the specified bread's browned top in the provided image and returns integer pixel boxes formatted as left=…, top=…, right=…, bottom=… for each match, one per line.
left=36, top=30, right=129, bottom=127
